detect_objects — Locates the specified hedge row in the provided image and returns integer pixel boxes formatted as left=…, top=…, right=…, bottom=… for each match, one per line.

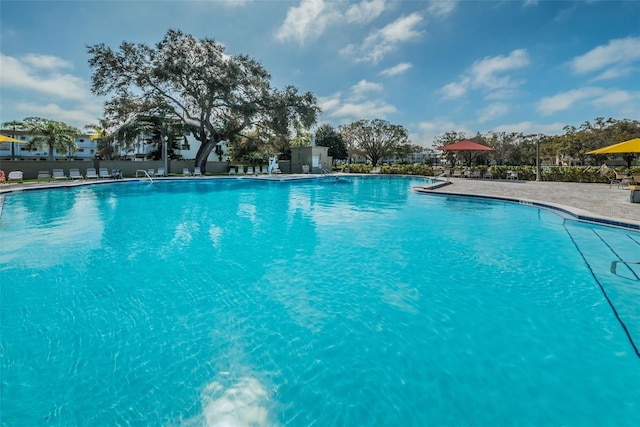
left=338, top=164, right=640, bottom=183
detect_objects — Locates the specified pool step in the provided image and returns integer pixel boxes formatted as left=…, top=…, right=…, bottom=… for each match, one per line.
left=565, top=220, right=640, bottom=357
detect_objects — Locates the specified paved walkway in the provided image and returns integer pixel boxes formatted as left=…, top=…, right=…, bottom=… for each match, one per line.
left=427, top=177, right=639, bottom=227
left=1, top=175, right=639, bottom=227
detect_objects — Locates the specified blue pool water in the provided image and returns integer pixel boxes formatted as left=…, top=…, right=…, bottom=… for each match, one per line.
left=1, top=176, right=639, bottom=426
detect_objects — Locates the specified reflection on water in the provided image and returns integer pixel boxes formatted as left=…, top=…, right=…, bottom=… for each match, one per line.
left=1, top=187, right=104, bottom=268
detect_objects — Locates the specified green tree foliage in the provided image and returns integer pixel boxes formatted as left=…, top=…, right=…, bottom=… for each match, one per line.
left=339, top=119, right=408, bottom=167
left=314, top=123, right=347, bottom=162
left=85, top=119, right=116, bottom=159
left=23, top=117, right=81, bottom=160
left=433, top=118, right=639, bottom=168
left=433, top=131, right=466, bottom=166
left=87, top=29, right=320, bottom=172
left=290, top=122, right=312, bottom=147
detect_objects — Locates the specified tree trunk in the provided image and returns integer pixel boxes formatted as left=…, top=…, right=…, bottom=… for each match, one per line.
left=48, top=143, right=54, bottom=161
left=194, top=140, right=216, bottom=174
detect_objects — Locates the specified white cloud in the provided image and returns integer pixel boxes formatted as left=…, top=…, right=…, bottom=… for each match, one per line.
left=21, top=54, right=73, bottom=70
left=426, top=0, right=458, bottom=18
left=378, top=12, right=423, bottom=43
left=319, top=85, right=396, bottom=121
left=342, top=12, right=424, bottom=63
left=570, top=37, right=640, bottom=79
left=477, top=103, right=509, bottom=123
left=410, top=119, right=471, bottom=147
left=0, top=53, right=91, bottom=101
left=536, top=87, right=604, bottom=115
left=0, top=53, right=103, bottom=128
left=591, top=66, right=634, bottom=81
left=440, top=49, right=530, bottom=99
left=15, top=102, right=101, bottom=128
left=346, top=0, right=386, bottom=24
left=317, top=92, right=342, bottom=112
left=330, top=100, right=396, bottom=119
left=440, top=79, right=469, bottom=99
left=275, top=0, right=339, bottom=45
left=590, top=90, right=640, bottom=118
left=351, top=79, right=383, bottom=98
left=220, top=0, right=252, bottom=6
left=469, top=49, right=530, bottom=89
left=379, top=62, right=412, bottom=76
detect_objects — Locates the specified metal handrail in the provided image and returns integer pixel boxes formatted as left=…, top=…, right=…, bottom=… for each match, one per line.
left=610, top=260, right=640, bottom=274
left=135, top=169, right=153, bottom=183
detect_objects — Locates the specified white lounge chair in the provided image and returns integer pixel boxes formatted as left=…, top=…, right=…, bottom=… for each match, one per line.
left=182, top=168, right=191, bottom=176
left=86, top=168, right=98, bottom=179
left=229, top=167, right=236, bottom=175
left=155, top=168, right=165, bottom=177
left=507, top=170, right=518, bottom=180
left=147, top=168, right=156, bottom=177
left=37, top=170, right=51, bottom=182
left=7, top=171, right=23, bottom=183
left=98, top=168, right=110, bottom=179
left=484, top=169, right=493, bottom=179
left=246, top=166, right=254, bottom=175
left=237, top=166, right=245, bottom=175
left=193, top=167, right=202, bottom=176
left=470, top=170, right=481, bottom=179
left=69, top=168, right=83, bottom=180
left=52, top=169, right=67, bottom=180
left=452, top=169, right=462, bottom=178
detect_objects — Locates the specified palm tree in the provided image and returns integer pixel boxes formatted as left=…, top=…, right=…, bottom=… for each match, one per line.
left=85, top=119, right=115, bottom=159
left=2, top=120, right=25, bottom=160
left=23, top=117, right=81, bottom=161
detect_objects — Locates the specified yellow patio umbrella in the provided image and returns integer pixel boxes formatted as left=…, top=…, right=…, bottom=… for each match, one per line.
left=586, top=138, right=640, bottom=155
left=0, top=134, right=27, bottom=143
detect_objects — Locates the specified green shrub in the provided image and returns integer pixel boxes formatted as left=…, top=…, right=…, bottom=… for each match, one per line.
left=341, top=164, right=372, bottom=173
left=379, top=164, right=434, bottom=176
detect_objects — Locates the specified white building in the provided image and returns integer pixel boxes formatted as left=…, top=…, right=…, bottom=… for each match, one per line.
left=0, top=131, right=97, bottom=160
left=1, top=131, right=226, bottom=162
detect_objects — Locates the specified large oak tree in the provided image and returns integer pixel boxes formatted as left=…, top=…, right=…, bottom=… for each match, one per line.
left=87, top=29, right=320, bottom=172
left=340, top=119, right=409, bottom=167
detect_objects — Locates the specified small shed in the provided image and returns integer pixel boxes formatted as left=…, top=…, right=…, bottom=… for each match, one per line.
left=290, top=146, right=332, bottom=174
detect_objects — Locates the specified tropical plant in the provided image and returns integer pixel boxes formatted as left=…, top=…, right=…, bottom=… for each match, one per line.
left=23, top=117, right=81, bottom=160
left=85, top=119, right=116, bottom=159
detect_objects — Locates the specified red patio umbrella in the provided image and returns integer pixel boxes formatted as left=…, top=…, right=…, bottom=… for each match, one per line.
left=437, top=140, right=495, bottom=167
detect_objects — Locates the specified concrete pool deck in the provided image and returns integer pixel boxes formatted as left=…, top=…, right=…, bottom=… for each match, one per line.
left=421, top=177, right=639, bottom=228
left=1, top=174, right=638, bottom=228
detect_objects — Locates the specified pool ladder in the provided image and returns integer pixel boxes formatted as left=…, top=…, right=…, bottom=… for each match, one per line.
left=135, top=170, right=154, bottom=183
left=610, top=260, right=640, bottom=275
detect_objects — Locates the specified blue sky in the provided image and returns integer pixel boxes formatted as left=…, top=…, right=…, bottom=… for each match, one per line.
left=1, top=0, right=639, bottom=147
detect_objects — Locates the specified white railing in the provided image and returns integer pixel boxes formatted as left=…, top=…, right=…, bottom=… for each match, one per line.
left=135, top=169, right=153, bottom=183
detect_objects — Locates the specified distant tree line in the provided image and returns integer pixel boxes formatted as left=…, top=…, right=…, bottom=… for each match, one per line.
left=431, top=118, right=640, bottom=167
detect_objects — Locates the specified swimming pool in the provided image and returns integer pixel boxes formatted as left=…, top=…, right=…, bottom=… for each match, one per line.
left=1, top=176, right=639, bottom=425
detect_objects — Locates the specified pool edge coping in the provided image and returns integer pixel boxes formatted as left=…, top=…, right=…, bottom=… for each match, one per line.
left=413, top=186, right=640, bottom=231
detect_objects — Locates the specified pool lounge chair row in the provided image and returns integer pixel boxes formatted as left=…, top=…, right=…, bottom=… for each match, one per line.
left=228, top=165, right=270, bottom=175
left=146, top=167, right=202, bottom=177
left=36, top=168, right=120, bottom=182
